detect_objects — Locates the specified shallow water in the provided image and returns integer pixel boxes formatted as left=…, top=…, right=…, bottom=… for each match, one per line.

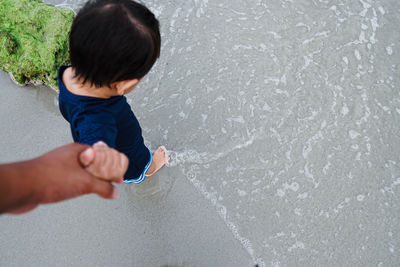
left=47, top=0, right=400, bottom=265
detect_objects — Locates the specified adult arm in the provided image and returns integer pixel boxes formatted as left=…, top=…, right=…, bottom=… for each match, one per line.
left=0, top=143, right=124, bottom=214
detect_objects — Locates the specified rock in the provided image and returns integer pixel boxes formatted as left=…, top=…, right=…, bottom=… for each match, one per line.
left=0, top=0, right=74, bottom=90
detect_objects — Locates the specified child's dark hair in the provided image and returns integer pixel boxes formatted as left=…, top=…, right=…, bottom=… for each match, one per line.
left=69, top=0, right=161, bottom=88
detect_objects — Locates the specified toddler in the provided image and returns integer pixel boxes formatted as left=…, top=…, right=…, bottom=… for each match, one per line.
left=58, top=0, right=168, bottom=184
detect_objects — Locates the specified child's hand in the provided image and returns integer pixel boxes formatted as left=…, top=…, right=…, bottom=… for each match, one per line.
left=82, top=141, right=128, bottom=182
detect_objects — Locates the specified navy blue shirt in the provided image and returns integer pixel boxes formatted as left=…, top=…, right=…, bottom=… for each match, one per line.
left=58, top=66, right=150, bottom=180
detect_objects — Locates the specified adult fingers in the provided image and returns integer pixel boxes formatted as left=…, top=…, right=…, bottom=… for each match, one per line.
left=91, top=179, right=119, bottom=199
left=79, top=147, right=95, bottom=167
left=7, top=204, right=39, bottom=215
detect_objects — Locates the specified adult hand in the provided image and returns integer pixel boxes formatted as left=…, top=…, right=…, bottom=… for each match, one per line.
left=0, top=143, right=129, bottom=215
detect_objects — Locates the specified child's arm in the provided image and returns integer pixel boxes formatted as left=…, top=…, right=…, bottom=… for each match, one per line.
left=83, top=141, right=128, bottom=182
left=75, top=115, right=124, bottom=181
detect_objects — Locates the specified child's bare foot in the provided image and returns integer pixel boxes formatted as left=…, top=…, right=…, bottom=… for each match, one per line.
left=145, top=146, right=170, bottom=177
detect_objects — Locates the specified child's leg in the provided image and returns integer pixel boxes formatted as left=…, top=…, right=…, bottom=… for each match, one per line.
left=145, top=146, right=170, bottom=177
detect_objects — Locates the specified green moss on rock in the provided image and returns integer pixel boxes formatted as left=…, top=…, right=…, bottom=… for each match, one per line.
left=0, top=0, right=74, bottom=90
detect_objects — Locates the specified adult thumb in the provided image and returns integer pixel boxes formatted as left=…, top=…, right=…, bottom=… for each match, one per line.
left=79, top=147, right=95, bottom=167
left=91, top=179, right=119, bottom=199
